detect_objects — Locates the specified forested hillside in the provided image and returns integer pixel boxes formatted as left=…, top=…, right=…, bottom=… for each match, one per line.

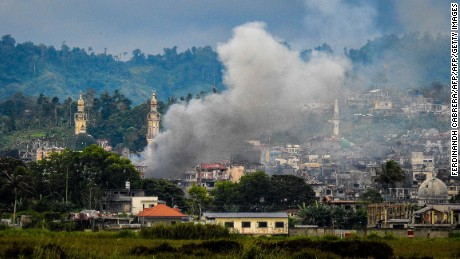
left=0, top=33, right=449, bottom=105
left=0, top=35, right=223, bottom=104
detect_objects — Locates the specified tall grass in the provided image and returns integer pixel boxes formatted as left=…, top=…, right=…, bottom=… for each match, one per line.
left=1, top=228, right=460, bottom=258
left=139, top=223, right=231, bottom=239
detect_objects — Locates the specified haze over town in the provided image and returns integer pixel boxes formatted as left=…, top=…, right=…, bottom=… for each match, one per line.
left=0, top=2, right=459, bottom=254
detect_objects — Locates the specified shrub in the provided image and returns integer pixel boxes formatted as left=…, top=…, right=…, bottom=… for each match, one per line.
left=116, top=229, right=136, bottom=238
left=366, top=232, right=381, bottom=240
left=291, top=248, right=339, bottom=259
left=0, top=223, right=8, bottom=230
left=4, top=242, right=34, bottom=258
left=139, top=223, right=230, bottom=239
left=241, top=245, right=264, bottom=259
left=448, top=231, right=460, bottom=238
left=256, top=238, right=393, bottom=259
left=130, top=245, right=151, bottom=256
left=43, top=212, right=62, bottom=221
left=182, top=240, right=242, bottom=254
left=383, top=232, right=396, bottom=240
left=322, top=235, right=339, bottom=241
left=34, top=243, right=66, bottom=259
left=317, top=240, right=393, bottom=259
left=257, top=238, right=312, bottom=253
left=47, top=221, right=77, bottom=232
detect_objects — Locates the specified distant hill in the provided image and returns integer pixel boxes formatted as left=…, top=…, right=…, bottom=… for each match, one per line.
left=0, top=33, right=449, bottom=105
left=0, top=35, right=224, bottom=104
left=346, top=33, right=449, bottom=89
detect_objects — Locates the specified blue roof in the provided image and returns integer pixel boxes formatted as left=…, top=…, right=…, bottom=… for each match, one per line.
left=203, top=212, right=288, bottom=218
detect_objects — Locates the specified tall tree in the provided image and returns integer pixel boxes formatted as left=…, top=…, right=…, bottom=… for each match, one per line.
left=236, top=171, right=271, bottom=212
left=374, top=160, right=405, bottom=193
left=142, top=178, right=186, bottom=209
left=1, top=165, right=33, bottom=224
left=210, top=181, right=238, bottom=212
left=297, top=202, right=332, bottom=227
left=269, top=175, right=315, bottom=210
left=188, top=184, right=211, bottom=218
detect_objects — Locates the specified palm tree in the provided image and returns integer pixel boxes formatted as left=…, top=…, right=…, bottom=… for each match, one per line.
left=375, top=160, right=405, bottom=193
left=2, top=166, right=33, bottom=224
left=298, top=202, right=332, bottom=227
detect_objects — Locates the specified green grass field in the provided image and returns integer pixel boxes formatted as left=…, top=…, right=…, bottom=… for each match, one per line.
left=1, top=228, right=460, bottom=258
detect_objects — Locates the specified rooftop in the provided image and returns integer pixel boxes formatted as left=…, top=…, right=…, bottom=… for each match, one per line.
left=203, top=212, right=288, bottom=219
left=137, top=204, right=186, bottom=218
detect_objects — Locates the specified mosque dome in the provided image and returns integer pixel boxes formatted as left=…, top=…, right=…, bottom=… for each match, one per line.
left=417, top=177, right=448, bottom=206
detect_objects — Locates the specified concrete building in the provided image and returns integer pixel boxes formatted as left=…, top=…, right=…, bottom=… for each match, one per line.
left=131, top=196, right=159, bottom=215
left=366, top=203, right=411, bottom=228
left=101, top=189, right=158, bottom=214
left=36, top=146, right=65, bottom=161
left=202, top=212, right=288, bottom=235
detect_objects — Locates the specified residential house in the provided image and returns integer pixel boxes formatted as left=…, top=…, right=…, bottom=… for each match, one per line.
left=202, top=212, right=288, bottom=236
left=137, top=204, right=187, bottom=227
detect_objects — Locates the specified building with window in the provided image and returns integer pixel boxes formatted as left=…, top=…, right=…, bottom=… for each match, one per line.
left=137, top=204, right=187, bottom=227
left=202, top=212, right=288, bottom=235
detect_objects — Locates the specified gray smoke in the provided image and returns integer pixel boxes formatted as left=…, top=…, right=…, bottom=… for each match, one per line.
left=142, top=22, right=350, bottom=178
left=299, top=0, right=379, bottom=50
left=394, top=0, right=449, bottom=35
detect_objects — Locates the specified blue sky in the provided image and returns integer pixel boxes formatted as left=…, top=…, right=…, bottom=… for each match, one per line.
left=0, top=0, right=450, bottom=58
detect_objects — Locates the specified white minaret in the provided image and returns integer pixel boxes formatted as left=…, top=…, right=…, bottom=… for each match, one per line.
left=331, top=99, right=340, bottom=138
left=146, top=92, right=160, bottom=145
left=74, top=93, right=87, bottom=135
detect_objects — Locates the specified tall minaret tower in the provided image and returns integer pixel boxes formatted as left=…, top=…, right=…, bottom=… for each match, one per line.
left=331, top=99, right=340, bottom=138
left=146, top=92, right=160, bottom=145
left=74, top=93, right=87, bottom=135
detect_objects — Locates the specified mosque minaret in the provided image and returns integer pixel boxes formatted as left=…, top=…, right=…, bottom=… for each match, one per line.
left=74, top=93, right=87, bottom=135
left=331, top=99, right=340, bottom=138
left=146, top=92, right=160, bottom=145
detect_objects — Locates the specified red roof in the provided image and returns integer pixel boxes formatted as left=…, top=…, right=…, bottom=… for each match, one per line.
left=137, top=204, right=186, bottom=218
left=200, top=163, right=227, bottom=170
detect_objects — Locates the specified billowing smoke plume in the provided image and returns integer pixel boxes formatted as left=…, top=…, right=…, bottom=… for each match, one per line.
left=142, top=22, right=349, bottom=178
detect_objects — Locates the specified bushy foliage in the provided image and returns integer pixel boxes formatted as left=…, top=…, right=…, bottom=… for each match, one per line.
left=210, top=172, right=315, bottom=213
left=46, top=221, right=77, bottom=232
left=257, top=238, right=393, bottom=259
left=130, top=242, right=176, bottom=256
left=4, top=242, right=34, bottom=258
left=139, top=223, right=230, bottom=240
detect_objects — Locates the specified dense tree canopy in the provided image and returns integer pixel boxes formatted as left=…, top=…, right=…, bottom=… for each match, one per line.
left=297, top=203, right=367, bottom=229
left=142, top=178, right=186, bottom=209
left=27, top=145, right=142, bottom=209
left=360, top=189, right=384, bottom=203
left=0, top=34, right=224, bottom=105
left=374, top=160, right=405, bottom=192
left=207, top=172, right=315, bottom=213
